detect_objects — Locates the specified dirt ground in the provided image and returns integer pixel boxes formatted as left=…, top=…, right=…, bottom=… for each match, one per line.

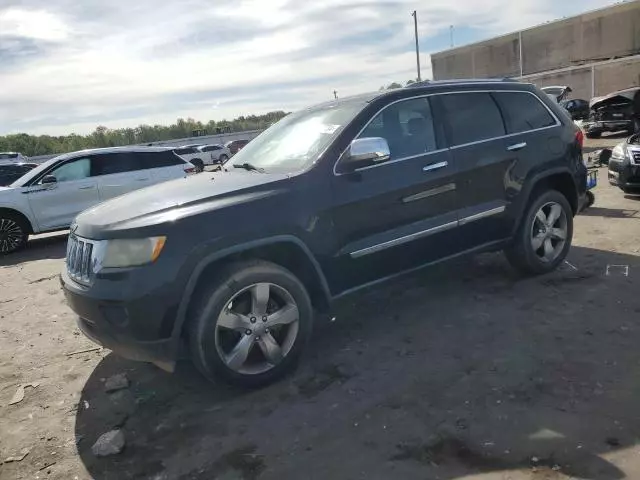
left=1, top=135, right=639, bottom=480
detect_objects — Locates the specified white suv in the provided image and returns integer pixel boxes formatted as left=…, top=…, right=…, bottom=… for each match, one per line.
left=0, top=152, right=29, bottom=165
left=196, top=144, right=231, bottom=165
left=0, top=146, right=195, bottom=254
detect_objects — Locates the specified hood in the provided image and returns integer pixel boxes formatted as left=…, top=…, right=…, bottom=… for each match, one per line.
left=590, top=88, right=640, bottom=110
left=75, top=170, right=289, bottom=237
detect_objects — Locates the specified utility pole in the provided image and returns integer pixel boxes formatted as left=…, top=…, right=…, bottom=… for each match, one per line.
left=450, top=25, right=454, bottom=48
left=411, top=11, right=422, bottom=82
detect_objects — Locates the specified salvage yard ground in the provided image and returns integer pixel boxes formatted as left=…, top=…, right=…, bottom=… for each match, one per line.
left=1, top=135, right=639, bottom=480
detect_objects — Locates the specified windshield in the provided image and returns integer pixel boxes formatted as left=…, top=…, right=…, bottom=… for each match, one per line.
left=230, top=99, right=367, bottom=173
left=0, top=153, right=18, bottom=159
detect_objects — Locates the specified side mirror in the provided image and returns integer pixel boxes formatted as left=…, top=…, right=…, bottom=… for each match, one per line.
left=342, top=137, right=391, bottom=172
left=41, top=175, right=57, bottom=185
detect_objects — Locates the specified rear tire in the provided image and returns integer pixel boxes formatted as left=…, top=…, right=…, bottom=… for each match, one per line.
left=0, top=212, right=29, bottom=255
left=191, top=158, right=204, bottom=173
left=586, top=130, right=601, bottom=139
left=218, top=154, right=228, bottom=164
left=188, top=260, right=313, bottom=388
left=504, top=190, right=573, bottom=275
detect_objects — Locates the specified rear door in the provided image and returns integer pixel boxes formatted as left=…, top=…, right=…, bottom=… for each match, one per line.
left=330, top=96, right=459, bottom=291
left=437, top=91, right=512, bottom=249
left=25, top=157, right=99, bottom=230
left=94, top=152, right=150, bottom=201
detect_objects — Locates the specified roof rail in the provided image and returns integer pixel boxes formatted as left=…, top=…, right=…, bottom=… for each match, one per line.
left=406, top=78, right=519, bottom=88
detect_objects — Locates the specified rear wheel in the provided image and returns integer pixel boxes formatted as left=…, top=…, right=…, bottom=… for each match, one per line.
left=586, top=130, right=601, bottom=139
left=0, top=213, right=29, bottom=255
left=505, top=190, right=573, bottom=275
left=188, top=260, right=313, bottom=387
left=218, top=154, right=228, bottom=164
left=191, top=158, right=204, bottom=173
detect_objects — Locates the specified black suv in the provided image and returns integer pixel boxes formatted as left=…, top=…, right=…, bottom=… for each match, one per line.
left=62, top=80, right=588, bottom=387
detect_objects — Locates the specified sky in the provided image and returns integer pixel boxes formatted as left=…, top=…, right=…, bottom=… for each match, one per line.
left=0, top=0, right=621, bottom=136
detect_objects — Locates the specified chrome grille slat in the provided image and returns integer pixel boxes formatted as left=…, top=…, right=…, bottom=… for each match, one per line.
left=66, top=235, right=96, bottom=284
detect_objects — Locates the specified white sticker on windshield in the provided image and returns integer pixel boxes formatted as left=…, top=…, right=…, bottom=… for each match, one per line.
left=320, top=124, right=340, bottom=134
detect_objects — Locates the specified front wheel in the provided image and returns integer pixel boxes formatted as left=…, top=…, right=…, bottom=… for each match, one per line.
left=188, top=260, right=313, bottom=387
left=0, top=213, right=29, bottom=255
left=505, top=190, right=573, bottom=275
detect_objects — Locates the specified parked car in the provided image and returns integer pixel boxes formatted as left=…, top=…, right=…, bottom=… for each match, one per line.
left=560, top=98, right=590, bottom=121
left=196, top=144, right=231, bottom=166
left=62, top=80, right=588, bottom=387
left=585, top=87, right=640, bottom=138
left=541, top=85, right=572, bottom=103
left=0, top=146, right=195, bottom=254
left=0, top=152, right=29, bottom=165
left=0, top=163, right=38, bottom=186
left=172, top=145, right=205, bottom=172
left=608, top=134, right=640, bottom=193
left=225, top=139, right=250, bottom=155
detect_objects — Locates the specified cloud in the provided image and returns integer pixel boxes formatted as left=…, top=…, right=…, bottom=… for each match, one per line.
left=0, top=0, right=619, bottom=135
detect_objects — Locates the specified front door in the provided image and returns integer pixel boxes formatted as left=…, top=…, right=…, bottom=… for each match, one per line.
left=329, top=96, right=459, bottom=293
left=93, top=152, right=151, bottom=201
left=25, top=157, right=99, bottom=231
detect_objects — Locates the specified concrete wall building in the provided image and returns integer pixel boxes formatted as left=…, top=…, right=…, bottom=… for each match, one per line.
left=431, top=1, right=640, bottom=100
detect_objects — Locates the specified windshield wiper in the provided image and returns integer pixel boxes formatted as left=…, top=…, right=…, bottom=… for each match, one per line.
left=232, top=162, right=265, bottom=173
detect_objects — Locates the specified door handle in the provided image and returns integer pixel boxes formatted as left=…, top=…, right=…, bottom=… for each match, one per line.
left=78, top=185, right=95, bottom=190
left=507, top=142, right=527, bottom=151
left=423, top=161, right=448, bottom=172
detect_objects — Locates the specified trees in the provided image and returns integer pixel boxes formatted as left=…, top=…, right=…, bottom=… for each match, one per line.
left=0, top=111, right=289, bottom=156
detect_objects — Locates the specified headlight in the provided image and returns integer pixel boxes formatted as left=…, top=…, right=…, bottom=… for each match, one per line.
left=611, top=144, right=627, bottom=160
left=101, top=237, right=166, bottom=268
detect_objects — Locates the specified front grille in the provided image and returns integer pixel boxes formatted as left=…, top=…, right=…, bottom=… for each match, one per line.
left=632, top=152, right=640, bottom=164
left=66, top=235, right=95, bottom=284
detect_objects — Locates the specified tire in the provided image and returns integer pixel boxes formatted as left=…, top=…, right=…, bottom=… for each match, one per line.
left=188, top=260, right=313, bottom=388
left=218, top=154, right=228, bottom=165
left=585, top=131, right=601, bottom=139
left=0, top=212, right=29, bottom=255
left=191, top=158, right=204, bottom=173
left=504, top=190, right=573, bottom=275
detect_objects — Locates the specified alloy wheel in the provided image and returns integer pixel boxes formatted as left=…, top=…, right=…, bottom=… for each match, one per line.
left=214, top=283, right=300, bottom=375
left=530, top=202, right=568, bottom=263
left=0, top=218, right=24, bottom=254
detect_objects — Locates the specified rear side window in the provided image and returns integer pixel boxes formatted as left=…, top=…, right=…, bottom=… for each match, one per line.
left=440, top=93, right=505, bottom=146
left=137, top=151, right=185, bottom=168
left=174, top=147, right=196, bottom=155
left=92, top=153, right=142, bottom=176
left=0, top=153, right=18, bottom=160
left=493, top=92, right=557, bottom=134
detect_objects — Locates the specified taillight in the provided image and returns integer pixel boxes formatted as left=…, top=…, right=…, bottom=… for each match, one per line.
left=184, top=167, right=195, bottom=174
left=575, top=129, right=584, bottom=149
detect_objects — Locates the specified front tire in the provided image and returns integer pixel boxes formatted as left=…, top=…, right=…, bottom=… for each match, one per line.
left=0, top=213, right=29, bottom=255
left=188, top=260, right=313, bottom=387
left=191, top=158, right=204, bottom=173
left=505, top=190, right=573, bottom=275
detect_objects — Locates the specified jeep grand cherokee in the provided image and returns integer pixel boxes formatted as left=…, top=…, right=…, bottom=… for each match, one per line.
left=61, top=79, right=588, bottom=387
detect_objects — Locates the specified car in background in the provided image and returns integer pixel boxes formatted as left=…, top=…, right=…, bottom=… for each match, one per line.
left=608, top=134, right=640, bottom=193
left=560, top=98, right=590, bottom=121
left=0, top=152, right=29, bottom=165
left=173, top=145, right=206, bottom=172
left=0, top=146, right=195, bottom=254
left=586, top=87, right=640, bottom=138
left=224, top=139, right=250, bottom=156
left=541, top=86, right=572, bottom=103
left=196, top=144, right=231, bottom=166
left=0, top=163, right=38, bottom=186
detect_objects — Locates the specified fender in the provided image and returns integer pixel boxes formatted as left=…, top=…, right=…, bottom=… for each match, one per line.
left=169, top=234, right=332, bottom=354
left=509, top=166, right=579, bottom=236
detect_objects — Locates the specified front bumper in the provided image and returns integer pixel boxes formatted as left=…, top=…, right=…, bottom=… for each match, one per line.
left=61, top=270, right=178, bottom=370
left=586, top=120, right=632, bottom=133
left=608, top=159, right=640, bottom=192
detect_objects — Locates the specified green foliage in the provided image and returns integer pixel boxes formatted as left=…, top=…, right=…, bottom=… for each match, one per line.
left=0, top=111, right=288, bottom=157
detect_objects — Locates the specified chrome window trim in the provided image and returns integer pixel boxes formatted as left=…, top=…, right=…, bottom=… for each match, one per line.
left=349, top=205, right=506, bottom=258
left=333, top=89, right=561, bottom=176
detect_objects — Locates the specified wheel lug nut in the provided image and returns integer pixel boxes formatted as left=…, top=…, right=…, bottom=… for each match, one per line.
left=262, top=316, right=268, bottom=322
left=250, top=317, right=256, bottom=323
left=245, top=329, right=252, bottom=335
left=265, top=328, right=270, bottom=333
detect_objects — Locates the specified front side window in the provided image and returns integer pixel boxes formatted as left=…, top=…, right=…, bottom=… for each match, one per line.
left=440, top=92, right=505, bottom=146
left=493, top=92, right=557, bottom=134
left=358, top=97, right=437, bottom=160
left=49, top=158, right=91, bottom=182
